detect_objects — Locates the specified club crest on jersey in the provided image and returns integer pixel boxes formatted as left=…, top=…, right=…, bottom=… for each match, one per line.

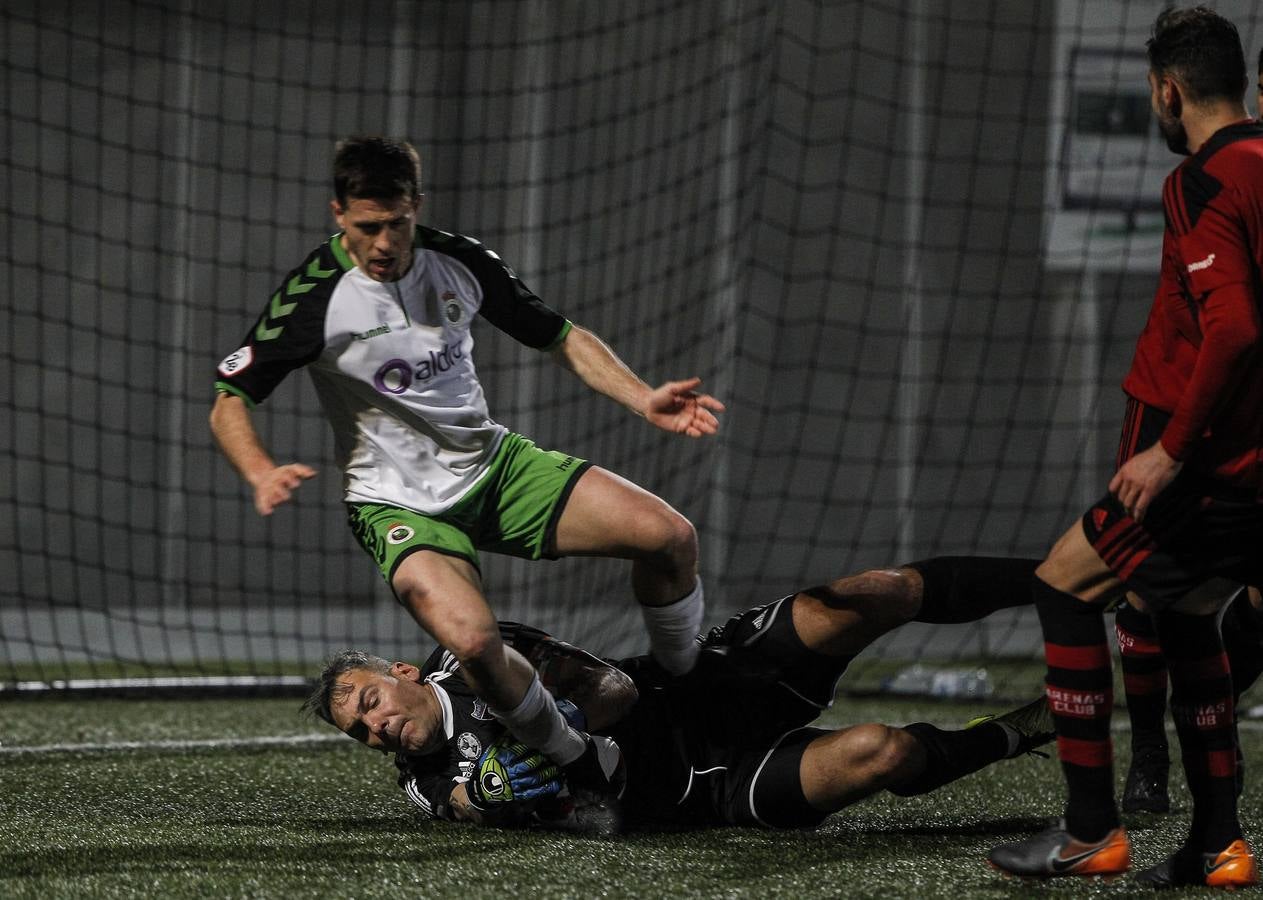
left=217, top=346, right=253, bottom=377
left=386, top=524, right=415, bottom=545
left=442, top=291, right=463, bottom=323
left=457, top=732, right=483, bottom=760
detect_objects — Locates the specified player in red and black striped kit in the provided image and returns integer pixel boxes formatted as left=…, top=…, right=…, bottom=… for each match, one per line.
left=1112, top=40, right=1263, bottom=821
left=989, top=7, right=1263, bottom=889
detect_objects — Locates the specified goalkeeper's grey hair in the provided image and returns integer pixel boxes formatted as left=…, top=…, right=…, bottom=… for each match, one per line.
left=301, top=650, right=391, bottom=726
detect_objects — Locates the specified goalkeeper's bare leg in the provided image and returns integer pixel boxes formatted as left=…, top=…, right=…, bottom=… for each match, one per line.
left=791, top=693, right=1054, bottom=817
left=793, top=558, right=1049, bottom=808
left=789, top=555, right=1042, bottom=658
left=723, top=556, right=1049, bottom=826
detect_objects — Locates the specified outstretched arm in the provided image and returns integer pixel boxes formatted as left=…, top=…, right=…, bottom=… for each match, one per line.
left=550, top=325, right=725, bottom=437
left=210, top=392, right=316, bottom=516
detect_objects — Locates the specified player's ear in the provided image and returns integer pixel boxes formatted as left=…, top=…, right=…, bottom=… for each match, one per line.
left=1163, top=75, right=1184, bottom=117
left=390, top=661, right=421, bottom=682
left=330, top=198, right=346, bottom=226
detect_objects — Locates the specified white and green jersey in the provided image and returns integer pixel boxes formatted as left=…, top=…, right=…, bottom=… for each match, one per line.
left=215, top=225, right=570, bottom=514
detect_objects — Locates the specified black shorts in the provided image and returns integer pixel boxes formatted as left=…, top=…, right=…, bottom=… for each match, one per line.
left=697, top=592, right=852, bottom=709
left=1083, top=397, right=1263, bottom=611
left=668, top=594, right=852, bottom=828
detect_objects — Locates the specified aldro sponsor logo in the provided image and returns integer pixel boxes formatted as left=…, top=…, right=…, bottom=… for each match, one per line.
left=373, top=342, right=464, bottom=394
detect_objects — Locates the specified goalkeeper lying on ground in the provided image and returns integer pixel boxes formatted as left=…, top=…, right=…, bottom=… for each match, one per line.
left=304, top=556, right=1052, bottom=831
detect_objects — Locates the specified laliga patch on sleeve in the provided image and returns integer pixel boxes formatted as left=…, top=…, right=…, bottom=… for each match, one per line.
left=217, top=346, right=254, bottom=377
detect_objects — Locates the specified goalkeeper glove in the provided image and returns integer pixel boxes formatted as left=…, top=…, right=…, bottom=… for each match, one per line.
left=466, top=735, right=563, bottom=813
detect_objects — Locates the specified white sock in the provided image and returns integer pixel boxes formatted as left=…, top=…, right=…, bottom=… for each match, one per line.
left=489, top=674, right=586, bottom=765
left=641, top=579, right=705, bottom=675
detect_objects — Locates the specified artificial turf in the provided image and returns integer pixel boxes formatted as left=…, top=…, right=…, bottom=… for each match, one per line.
left=2, top=694, right=1260, bottom=898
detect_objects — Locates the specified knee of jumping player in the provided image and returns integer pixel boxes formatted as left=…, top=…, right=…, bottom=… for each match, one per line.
left=443, top=622, right=503, bottom=671
left=394, top=580, right=502, bottom=670
left=637, top=506, right=699, bottom=578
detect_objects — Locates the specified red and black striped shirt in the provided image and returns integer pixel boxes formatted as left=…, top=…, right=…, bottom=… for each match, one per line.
left=1122, top=120, right=1263, bottom=494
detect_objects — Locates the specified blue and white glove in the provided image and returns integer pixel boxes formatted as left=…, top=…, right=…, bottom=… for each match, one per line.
left=466, top=735, right=563, bottom=813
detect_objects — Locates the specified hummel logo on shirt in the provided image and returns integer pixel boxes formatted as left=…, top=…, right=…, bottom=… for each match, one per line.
left=352, top=323, right=392, bottom=341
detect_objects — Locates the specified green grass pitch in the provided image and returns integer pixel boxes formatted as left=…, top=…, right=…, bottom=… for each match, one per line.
left=2, top=693, right=1260, bottom=898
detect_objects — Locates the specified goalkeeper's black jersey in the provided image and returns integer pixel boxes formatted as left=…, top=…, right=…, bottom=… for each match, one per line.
left=393, top=644, right=692, bottom=826
left=391, top=643, right=509, bottom=821
left=395, top=599, right=841, bottom=829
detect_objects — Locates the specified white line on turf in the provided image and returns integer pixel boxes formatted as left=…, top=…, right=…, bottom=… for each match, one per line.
left=0, top=733, right=347, bottom=756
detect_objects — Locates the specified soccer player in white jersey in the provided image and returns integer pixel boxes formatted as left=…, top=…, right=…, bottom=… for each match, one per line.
left=211, top=136, right=723, bottom=790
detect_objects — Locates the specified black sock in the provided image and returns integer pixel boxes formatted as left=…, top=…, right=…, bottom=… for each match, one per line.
left=1154, top=609, right=1241, bottom=852
left=887, top=721, right=1010, bottom=796
left=1114, top=602, right=1169, bottom=756
left=908, top=556, right=1040, bottom=623
left=1035, top=577, right=1118, bottom=841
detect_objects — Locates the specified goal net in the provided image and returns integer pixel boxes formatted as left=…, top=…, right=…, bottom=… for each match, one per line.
left=6, top=0, right=1260, bottom=696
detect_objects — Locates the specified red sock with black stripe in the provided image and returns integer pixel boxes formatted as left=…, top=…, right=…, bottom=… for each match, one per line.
left=1034, top=576, right=1118, bottom=841
left=1154, top=609, right=1241, bottom=852
left=1114, top=602, right=1168, bottom=756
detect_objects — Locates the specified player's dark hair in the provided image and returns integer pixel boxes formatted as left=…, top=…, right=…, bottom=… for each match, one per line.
left=1146, top=6, right=1246, bottom=104
left=333, top=136, right=422, bottom=206
left=301, top=649, right=391, bottom=725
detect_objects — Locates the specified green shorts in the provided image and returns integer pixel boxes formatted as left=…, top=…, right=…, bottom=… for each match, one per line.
left=347, top=432, right=590, bottom=584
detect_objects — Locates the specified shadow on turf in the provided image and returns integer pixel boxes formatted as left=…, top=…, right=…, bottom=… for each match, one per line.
left=822, top=815, right=1054, bottom=838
